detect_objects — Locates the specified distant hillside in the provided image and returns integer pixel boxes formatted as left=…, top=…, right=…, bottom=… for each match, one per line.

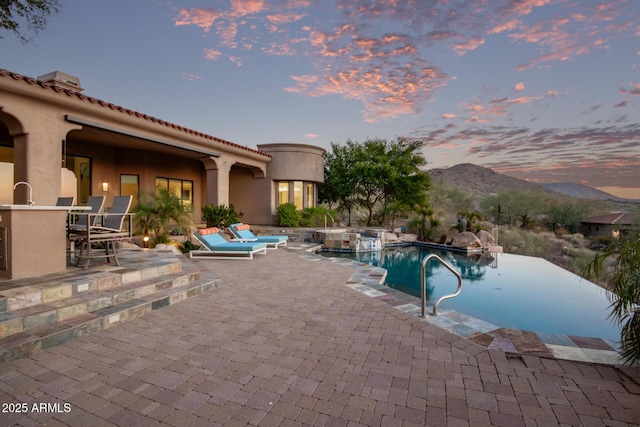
left=538, top=182, right=625, bottom=201
left=427, top=163, right=556, bottom=203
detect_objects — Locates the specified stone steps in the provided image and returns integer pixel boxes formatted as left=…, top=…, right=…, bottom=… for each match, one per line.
left=0, top=249, right=219, bottom=365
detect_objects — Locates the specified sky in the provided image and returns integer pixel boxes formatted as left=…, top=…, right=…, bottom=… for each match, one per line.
left=2, top=0, right=640, bottom=199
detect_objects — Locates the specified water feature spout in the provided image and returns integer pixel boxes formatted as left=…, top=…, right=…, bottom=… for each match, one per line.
left=13, top=181, right=34, bottom=206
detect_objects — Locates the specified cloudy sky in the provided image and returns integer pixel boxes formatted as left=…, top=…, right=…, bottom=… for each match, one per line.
left=3, top=0, right=640, bottom=198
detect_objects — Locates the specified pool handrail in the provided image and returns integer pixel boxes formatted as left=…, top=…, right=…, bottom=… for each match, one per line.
left=420, top=254, right=463, bottom=316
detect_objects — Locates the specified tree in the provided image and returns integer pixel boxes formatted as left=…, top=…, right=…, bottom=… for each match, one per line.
left=322, top=137, right=430, bottom=227
left=1, top=0, right=61, bottom=43
left=586, top=234, right=640, bottom=366
left=319, top=141, right=360, bottom=225
left=133, top=188, right=192, bottom=246
left=379, top=138, right=430, bottom=226
left=545, top=199, right=591, bottom=234
left=481, top=190, right=549, bottom=228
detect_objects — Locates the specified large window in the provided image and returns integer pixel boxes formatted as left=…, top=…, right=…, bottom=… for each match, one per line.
left=278, top=181, right=289, bottom=205
left=293, top=181, right=303, bottom=210
left=156, top=177, right=193, bottom=212
left=276, top=181, right=317, bottom=209
left=305, top=182, right=314, bottom=208
left=120, top=175, right=139, bottom=199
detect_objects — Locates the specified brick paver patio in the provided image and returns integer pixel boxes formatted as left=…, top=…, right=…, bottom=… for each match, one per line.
left=1, top=246, right=639, bottom=426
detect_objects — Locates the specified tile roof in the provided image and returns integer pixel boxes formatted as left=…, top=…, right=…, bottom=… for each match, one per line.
left=580, top=212, right=632, bottom=225
left=0, top=68, right=270, bottom=158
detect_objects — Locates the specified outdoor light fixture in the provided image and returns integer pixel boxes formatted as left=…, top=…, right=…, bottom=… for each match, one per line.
left=143, top=235, right=150, bottom=248
left=102, top=182, right=109, bottom=192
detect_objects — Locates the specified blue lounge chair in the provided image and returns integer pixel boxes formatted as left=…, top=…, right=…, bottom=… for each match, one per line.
left=190, top=227, right=268, bottom=260
left=229, top=223, right=288, bottom=249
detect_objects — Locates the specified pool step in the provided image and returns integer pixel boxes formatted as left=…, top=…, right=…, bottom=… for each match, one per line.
left=0, top=250, right=220, bottom=365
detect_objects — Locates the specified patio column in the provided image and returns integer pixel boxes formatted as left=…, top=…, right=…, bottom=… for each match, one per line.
left=201, top=156, right=231, bottom=206
left=12, top=119, right=80, bottom=206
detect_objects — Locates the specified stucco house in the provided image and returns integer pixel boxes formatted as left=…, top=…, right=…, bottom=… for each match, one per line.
left=0, top=69, right=324, bottom=225
left=579, top=212, right=634, bottom=240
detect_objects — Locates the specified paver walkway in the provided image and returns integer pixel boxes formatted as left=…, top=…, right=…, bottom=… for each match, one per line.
left=1, top=246, right=639, bottom=426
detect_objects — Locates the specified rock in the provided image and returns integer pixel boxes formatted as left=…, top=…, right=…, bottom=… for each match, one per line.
left=476, top=230, right=496, bottom=247
left=400, top=233, right=418, bottom=243
left=155, top=243, right=182, bottom=255
left=384, top=232, right=399, bottom=243
left=451, top=232, right=482, bottom=249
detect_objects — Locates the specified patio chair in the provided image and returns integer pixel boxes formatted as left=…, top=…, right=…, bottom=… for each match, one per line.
left=56, top=196, right=75, bottom=207
left=74, top=195, right=134, bottom=269
left=190, top=227, right=268, bottom=260
left=228, top=223, right=288, bottom=249
left=68, top=195, right=105, bottom=232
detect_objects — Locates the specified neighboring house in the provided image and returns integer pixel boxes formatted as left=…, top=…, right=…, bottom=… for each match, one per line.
left=579, top=212, right=634, bottom=239
left=0, top=69, right=324, bottom=225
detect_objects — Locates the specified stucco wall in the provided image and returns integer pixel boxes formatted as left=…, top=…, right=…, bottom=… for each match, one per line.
left=229, top=166, right=273, bottom=225
left=257, top=143, right=325, bottom=182
left=66, top=139, right=205, bottom=219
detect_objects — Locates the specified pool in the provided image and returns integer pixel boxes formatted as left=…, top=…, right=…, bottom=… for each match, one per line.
left=321, top=246, right=621, bottom=343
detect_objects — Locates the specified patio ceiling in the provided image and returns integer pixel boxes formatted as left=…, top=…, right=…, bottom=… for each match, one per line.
left=65, top=115, right=221, bottom=160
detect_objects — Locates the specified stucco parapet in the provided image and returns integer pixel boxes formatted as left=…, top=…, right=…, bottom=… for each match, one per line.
left=257, top=143, right=326, bottom=156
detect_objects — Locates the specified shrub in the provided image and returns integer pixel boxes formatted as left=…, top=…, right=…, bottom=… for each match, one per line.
left=277, top=203, right=301, bottom=227
left=180, top=240, right=201, bottom=254
left=133, top=188, right=192, bottom=247
left=201, top=204, right=243, bottom=228
left=300, top=207, right=338, bottom=227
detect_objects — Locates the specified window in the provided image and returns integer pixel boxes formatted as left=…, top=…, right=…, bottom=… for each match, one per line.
left=293, top=181, right=303, bottom=210
left=120, top=175, right=139, bottom=199
left=156, top=177, right=194, bottom=212
left=305, top=183, right=315, bottom=208
left=278, top=181, right=289, bottom=205
left=276, top=181, right=317, bottom=209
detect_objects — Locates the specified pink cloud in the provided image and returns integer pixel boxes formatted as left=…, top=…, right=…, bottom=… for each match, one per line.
left=266, top=13, right=306, bottom=25
left=230, top=0, right=265, bottom=15
left=172, top=0, right=638, bottom=123
left=417, top=122, right=640, bottom=189
left=174, top=8, right=221, bottom=33
left=453, top=36, right=485, bottom=56
left=203, top=48, right=222, bottom=60
left=620, top=82, right=640, bottom=95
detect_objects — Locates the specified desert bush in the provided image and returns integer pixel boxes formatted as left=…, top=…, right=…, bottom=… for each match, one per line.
left=499, top=228, right=598, bottom=280
left=277, top=203, right=301, bottom=227
left=201, top=204, right=243, bottom=228
left=300, top=206, right=338, bottom=227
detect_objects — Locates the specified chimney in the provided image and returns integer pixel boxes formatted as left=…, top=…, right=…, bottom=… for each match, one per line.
left=37, top=71, right=84, bottom=92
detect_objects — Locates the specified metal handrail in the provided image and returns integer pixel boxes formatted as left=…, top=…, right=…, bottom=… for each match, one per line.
left=420, top=254, right=463, bottom=317
left=324, top=212, right=334, bottom=229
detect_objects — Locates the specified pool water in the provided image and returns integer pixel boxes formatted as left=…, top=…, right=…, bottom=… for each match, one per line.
left=321, top=246, right=621, bottom=342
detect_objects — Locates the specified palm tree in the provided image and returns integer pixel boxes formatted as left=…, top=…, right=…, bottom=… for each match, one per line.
left=133, top=188, right=192, bottom=246
left=586, top=233, right=640, bottom=366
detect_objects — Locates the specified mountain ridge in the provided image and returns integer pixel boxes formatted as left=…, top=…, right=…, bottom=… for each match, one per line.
left=426, top=163, right=631, bottom=202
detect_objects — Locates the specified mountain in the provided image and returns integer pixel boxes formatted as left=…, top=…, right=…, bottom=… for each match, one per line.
left=538, top=182, right=625, bottom=201
left=427, top=163, right=556, bottom=202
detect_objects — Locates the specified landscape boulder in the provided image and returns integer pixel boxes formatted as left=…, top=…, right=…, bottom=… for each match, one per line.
left=400, top=233, right=418, bottom=243
left=384, top=232, right=399, bottom=243
left=476, top=230, right=496, bottom=247
left=451, top=232, right=482, bottom=249
left=155, top=243, right=183, bottom=255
